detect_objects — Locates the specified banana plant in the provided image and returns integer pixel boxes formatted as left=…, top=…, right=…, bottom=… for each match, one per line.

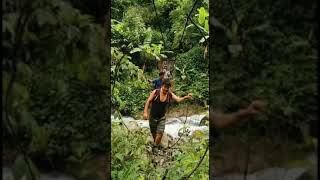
left=185, top=7, right=209, bottom=43
left=129, top=28, right=170, bottom=61
left=185, top=7, right=209, bottom=57
left=196, top=7, right=209, bottom=43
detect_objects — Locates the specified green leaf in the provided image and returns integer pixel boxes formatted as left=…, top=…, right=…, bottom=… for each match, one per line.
left=17, top=63, right=32, bottom=82
left=204, top=20, right=209, bottom=32
left=197, top=7, right=208, bottom=25
left=12, top=82, right=29, bottom=106
left=3, top=13, right=18, bottom=37
left=36, top=9, right=57, bottom=26
left=130, top=48, right=142, bottom=54
left=143, top=27, right=153, bottom=44
left=116, top=153, right=123, bottom=161
left=186, top=24, right=194, bottom=29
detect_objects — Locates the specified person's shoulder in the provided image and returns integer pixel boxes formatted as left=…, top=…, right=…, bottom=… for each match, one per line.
left=151, top=89, right=157, bottom=95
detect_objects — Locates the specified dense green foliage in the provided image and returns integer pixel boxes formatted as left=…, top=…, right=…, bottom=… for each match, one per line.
left=111, top=122, right=209, bottom=179
left=111, top=47, right=150, bottom=117
left=3, top=0, right=109, bottom=178
left=111, top=0, right=209, bottom=117
left=210, top=0, right=317, bottom=140
left=174, top=46, right=209, bottom=105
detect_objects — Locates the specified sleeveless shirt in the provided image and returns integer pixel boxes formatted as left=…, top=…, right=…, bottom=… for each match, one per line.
left=150, top=89, right=172, bottom=118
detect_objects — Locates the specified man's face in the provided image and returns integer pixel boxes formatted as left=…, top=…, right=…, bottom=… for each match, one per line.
left=161, top=86, right=169, bottom=94
left=160, top=75, right=164, bottom=79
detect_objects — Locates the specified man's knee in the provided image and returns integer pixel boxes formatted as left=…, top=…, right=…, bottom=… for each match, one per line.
left=156, top=133, right=163, bottom=137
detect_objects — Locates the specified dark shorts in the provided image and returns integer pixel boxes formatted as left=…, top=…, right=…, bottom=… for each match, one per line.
left=149, top=116, right=166, bottom=134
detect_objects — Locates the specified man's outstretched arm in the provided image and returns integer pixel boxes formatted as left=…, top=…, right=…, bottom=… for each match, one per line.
left=210, top=100, right=266, bottom=129
left=171, top=92, right=193, bottom=103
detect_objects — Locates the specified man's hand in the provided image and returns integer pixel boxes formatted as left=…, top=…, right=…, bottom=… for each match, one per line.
left=148, top=79, right=152, bottom=83
left=185, top=93, right=193, bottom=100
left=246, top=100, right=266, bottom=115
left=143, top=112, right=148, bottom=120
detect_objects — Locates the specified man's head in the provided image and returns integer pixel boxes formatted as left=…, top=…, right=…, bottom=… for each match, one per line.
left=159, top=71, right=165, bottom=80
left=161, top=78, right=171, bottom=93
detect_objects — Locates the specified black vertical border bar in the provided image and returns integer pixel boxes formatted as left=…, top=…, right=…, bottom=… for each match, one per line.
left=106, top=0, right=111, bottom=179
left=208, top=0, right=214, bottom=179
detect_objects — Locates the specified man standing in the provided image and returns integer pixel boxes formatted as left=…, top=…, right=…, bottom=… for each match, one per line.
left=148, top=71, right=165, bottom=90
left=143, top=79, right=192, bottom=151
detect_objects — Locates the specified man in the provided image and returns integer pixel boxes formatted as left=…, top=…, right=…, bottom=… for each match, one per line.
left=143, top=79, right=192, bottom=150
left=148, top=71, right=165, bottom=90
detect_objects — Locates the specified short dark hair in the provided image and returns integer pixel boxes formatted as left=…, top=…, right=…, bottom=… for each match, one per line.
left=162, top=78, right=171, bottom=87
left=159, top=71, right=165, bottom=76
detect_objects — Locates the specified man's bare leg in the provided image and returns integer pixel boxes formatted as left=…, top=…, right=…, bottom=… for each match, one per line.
left=152, top=133, right=156, bottom=142
left=154, top=133, right=163, bottom=145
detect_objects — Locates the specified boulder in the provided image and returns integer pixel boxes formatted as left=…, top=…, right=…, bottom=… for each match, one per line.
left=166, top=117, right=181, bottom=125
left=200, top=115, right=209, bottom=126
left=125, top=121, right=139, bottom=131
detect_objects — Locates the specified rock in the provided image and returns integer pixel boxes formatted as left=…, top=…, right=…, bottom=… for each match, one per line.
left=200, top=115, right=209, bottom=125
left=146, top=146, right=152, bottom=153
left=177, top=128, right=186, bottom=137
left=189, top=114, right=207, bottom=126
left=164, top=123, right=184, bottom=138
left=125, top=121, right=139, bottom=131
left=122, top=116, right=135, bottom=122
left=135, top=120, right=149, bottom=129
left=166, top=118, right=181, bottom=125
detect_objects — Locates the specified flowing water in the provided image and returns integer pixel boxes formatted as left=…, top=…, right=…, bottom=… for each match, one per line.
left=111, top=114, right=209, bottom=139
